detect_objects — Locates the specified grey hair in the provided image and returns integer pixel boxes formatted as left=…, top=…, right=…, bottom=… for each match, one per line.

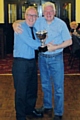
left=42, top=2, right=56, bottom=12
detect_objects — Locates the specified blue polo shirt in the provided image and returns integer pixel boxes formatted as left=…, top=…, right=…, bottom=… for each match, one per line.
left=34, top=17, right=71, bottom=54
left=13, top=21, right=41, bottom=59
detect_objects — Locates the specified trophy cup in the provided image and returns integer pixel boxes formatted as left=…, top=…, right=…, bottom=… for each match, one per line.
left=36, top=30, right=48, bottom=52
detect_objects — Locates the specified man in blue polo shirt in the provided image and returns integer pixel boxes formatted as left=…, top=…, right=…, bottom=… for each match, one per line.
left=34, top=2, right=72, bottom=120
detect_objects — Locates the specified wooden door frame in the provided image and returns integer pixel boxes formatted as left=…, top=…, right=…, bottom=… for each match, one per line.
left=60, top=0, right=75, bottom=21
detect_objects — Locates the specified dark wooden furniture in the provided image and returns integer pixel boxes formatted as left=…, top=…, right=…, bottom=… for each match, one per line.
left=68, top=34, right=80, bottom=70
left=0, top=28, right=6, bottom=59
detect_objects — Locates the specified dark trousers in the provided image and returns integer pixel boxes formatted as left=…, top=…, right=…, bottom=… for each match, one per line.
left=12, top=58, right=38, bottom=120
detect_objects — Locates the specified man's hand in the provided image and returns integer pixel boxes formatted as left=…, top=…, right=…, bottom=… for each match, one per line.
left=12, top=20, right=24, bottom=34
left=47, top=43, right=58, bottom=51
left=47, top=38, right=72, bottom=52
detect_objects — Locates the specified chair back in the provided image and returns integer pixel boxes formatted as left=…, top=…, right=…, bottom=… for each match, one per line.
left=71, top=34, right=80, bottom=54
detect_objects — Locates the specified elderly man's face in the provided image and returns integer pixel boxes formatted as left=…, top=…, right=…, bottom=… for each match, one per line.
left=70, top=21, right=78, bottom=30
left=43, top=5, right=55, bottom=23
left=25, top=8, right=38, bottom=27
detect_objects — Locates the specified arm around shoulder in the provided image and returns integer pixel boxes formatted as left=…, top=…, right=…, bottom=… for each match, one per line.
left=12, top=20, right=25, bottom=33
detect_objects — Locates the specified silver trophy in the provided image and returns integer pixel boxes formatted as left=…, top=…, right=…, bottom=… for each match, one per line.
left=36, top=30, right=48, bottom=52
left=36, top=30, right=47, bottom=47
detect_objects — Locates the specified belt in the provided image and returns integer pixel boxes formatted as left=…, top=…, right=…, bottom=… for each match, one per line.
left=39, top=52, right=62, bottom=58
left=14, top=57, right=35, bottom=61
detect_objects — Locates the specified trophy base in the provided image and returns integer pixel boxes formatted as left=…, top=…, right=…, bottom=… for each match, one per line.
left=39, top=46, right=48, bottom=52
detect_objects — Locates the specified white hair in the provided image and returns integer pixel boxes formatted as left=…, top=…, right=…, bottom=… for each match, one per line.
left=42, top=2, right=56, bottom=12
left=25, top=6, right=38, bottom=15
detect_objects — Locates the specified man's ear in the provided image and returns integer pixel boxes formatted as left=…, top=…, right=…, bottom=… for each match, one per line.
left=54, top=10, right=56, bottom=16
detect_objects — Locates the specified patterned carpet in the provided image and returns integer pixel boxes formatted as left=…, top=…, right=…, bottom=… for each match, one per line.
left=0, top=54, right=13, bottom=74
left=0, top=53, right=80, bottom=74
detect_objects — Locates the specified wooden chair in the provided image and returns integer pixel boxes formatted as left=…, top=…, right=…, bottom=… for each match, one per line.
left=68, top=34, right=80, bottom=70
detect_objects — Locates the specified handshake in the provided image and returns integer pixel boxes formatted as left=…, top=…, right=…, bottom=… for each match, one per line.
left=36, top=30, right=48, bottom=52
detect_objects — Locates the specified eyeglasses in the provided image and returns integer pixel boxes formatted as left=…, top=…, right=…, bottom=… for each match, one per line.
left=26, top=14, right=38, bottom=18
